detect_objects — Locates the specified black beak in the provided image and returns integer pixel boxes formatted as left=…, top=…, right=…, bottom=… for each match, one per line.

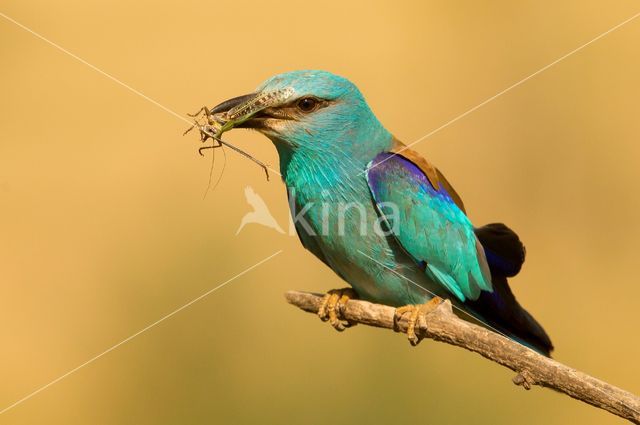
left=209, top=93, right=257, bottom=114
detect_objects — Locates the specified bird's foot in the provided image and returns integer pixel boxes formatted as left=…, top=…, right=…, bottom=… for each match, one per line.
left=394, top=296, right=443, bottom=346
left=317, top=288, right=358, bottom=332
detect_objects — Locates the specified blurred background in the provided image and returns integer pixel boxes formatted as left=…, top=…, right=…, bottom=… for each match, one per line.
left=1, top=1, right=639, bottom=423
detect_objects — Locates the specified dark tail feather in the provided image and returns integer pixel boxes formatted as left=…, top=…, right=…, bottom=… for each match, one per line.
left=467, top=275, right=553, bottom=356
left=472, top=223, right=553, bottom=356
left=475, top=223, right=525, bottom=278
left=476, top=276, right=553, bottom=356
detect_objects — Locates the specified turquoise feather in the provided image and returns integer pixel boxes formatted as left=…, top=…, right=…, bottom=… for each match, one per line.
left=366, top=152, right=493, bottom=302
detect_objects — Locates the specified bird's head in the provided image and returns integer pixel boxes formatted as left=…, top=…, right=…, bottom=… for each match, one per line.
left=209, top=70, right=391, bottom=163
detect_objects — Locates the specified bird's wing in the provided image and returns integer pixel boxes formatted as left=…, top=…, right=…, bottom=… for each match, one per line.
left=366, top=150, right=492, bottom=302
left=389, top=139, right=466, bottom=213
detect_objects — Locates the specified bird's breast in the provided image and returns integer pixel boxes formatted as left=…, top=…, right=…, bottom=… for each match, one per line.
left=285, top=174, right=428, bottom=304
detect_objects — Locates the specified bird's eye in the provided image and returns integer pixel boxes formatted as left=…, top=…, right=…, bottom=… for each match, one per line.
left=296, top=97, right=319, bottom=113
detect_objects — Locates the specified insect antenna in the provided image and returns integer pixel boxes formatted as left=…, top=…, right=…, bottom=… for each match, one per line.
left=200, top=140, right=228, bottom=199
left=199, top=129, right=270, bottom=181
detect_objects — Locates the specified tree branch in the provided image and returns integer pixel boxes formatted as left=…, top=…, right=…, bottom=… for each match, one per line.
left=285, top=290, right=640, bottom=424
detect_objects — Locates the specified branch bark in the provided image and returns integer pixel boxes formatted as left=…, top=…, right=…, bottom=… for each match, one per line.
left=285, top=290, right=640, bottom=424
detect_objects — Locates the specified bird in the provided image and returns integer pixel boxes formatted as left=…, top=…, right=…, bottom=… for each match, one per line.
left=236, top=186, right=285, bottom=235
left=206, top=70, right=553, bottom=356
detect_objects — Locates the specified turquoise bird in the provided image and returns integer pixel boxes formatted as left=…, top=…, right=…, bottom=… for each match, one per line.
left=204, top=70, right=553, bottom=355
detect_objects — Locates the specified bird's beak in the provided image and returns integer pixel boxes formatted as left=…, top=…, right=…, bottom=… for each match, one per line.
left=209, top=93, right=258, bottom=115
left=207, top=87, right=295, bottom=136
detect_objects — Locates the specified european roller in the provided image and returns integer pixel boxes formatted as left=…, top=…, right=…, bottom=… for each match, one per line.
left=199, top=70, right=553, bottom=356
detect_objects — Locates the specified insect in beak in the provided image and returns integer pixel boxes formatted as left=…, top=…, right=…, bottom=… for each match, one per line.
left=183, top=105, right=271, bottom=181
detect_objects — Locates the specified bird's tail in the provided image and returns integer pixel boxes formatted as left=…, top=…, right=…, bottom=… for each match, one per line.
left=470, top=223, right=554, bottom=356
left=475, top=223, right=526, bottom=278
left=468, top=274, right=554, bottom=356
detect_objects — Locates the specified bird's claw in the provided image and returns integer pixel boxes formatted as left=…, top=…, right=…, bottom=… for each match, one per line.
left=317, top=288, right=357, bottom=332
left=394, top=296, right=443, bottom=346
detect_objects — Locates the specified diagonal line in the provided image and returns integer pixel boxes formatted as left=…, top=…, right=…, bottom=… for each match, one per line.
left=0, top=250, right=283, bottom=415
left=364, top=10, right=640, bottom=174
left=0, top=11, right=190, bottom=125
left=0, top=11, right=282, bottom=177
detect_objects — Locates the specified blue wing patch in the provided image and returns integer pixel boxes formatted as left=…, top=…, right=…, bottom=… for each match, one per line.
left=366, top=152, right=492, bottom=302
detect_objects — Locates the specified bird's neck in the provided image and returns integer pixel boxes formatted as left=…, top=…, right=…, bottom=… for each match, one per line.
left=276, top=128, right=393, bottom=199
left=280, top=148, right=362, bottom=191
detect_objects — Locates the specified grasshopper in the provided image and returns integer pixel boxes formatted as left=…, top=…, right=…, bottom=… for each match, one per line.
left=183, top=106, right=271, bottom=181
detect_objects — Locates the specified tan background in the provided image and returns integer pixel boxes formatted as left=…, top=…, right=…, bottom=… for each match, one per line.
left=1, top=1, right=639, bottom=424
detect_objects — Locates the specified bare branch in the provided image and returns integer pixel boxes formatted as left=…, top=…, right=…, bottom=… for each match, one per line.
left=285, top=290, right=640, bottom=424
